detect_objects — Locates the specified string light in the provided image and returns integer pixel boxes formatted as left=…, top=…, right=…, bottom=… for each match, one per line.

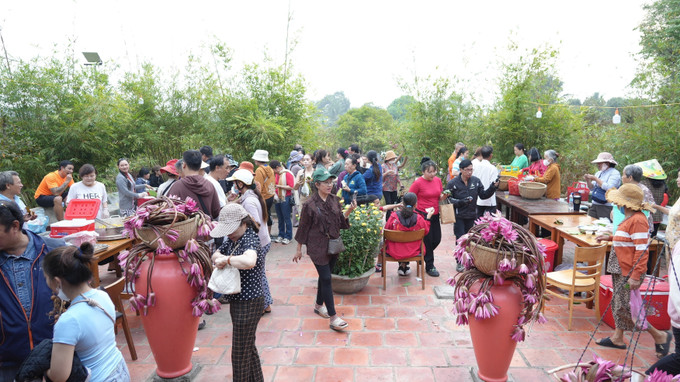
left=535, top=107, right=542, bottom=119
left=612, top=108, right=621, bottom=124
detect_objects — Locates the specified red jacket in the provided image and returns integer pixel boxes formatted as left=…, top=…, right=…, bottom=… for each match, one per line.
left=384, top=212, right=430, bottom=260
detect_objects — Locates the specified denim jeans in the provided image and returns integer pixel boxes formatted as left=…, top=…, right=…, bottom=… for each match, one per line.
left=275, top=196, right=293, bottom=240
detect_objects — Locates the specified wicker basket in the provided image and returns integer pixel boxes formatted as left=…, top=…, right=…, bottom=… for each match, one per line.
left=135, top=216, right=198, bottom=250
left=498, top=175, right=515, bottom=191
left=518, top=181, right=546, bottom=199
left=467, top=244, right=519, bottom=277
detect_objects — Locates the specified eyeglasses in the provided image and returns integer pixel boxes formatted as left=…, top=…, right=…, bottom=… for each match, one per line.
left=319, top=180, right=334, bottom=186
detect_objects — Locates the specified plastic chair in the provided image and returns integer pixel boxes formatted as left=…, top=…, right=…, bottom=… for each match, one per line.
left=381, top=229, right=426, bottom=290
left=104, top=277, right=138, bottom=360
left=545, top=244, right=607, bottom=330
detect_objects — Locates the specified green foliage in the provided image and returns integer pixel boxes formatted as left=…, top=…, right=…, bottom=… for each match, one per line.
left=316, top=91, right=351, bottom=128
left=387, top=95, right=415, bottom=121
left=330, top=104, right=395, bottom=152
left=334, top=204, right=383, bottom=278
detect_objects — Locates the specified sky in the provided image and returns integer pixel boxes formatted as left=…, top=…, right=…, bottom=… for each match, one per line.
left=0, top=0, right=649, bottom=108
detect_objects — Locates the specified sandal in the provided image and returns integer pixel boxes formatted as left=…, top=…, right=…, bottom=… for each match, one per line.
left=314, top=305, right=330, bottom=319
left=596, top=337, right=626, bottom=349
left=655, top=332, right=673, bottom=359
left=330, top=317, right=348, bottom=331
left=263, top=306, right=272, bottom=314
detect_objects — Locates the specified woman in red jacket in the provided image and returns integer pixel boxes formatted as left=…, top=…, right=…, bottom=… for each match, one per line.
left=384, top=192, right=434, bottom=276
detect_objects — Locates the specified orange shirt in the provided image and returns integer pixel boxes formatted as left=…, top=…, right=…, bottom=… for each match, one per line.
left=535, top=163, right=561, bottom=199
left=34, top=170, right=74, bottom=199
left=447, top=153, right=457, bottom=178
left=613, top=212, right=650, bottom=281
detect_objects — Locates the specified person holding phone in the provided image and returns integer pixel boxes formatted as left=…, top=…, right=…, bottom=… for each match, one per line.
left=341, top=156, right=367, bottom=205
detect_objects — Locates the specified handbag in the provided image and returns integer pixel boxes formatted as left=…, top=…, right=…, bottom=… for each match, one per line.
left=592, top=186, right=607, bottom=204
left=208, top=266, right=241, bottom=294
left=439, top=200, right=456, bottom=225
left=328, top=237, right=346, bottom=255
left=208, top=243, right=242, bottom=294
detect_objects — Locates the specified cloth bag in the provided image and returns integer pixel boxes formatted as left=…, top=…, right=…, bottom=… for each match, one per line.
left=439, top=200, right=456, bottom=225
left=592, top=186, right=607, bottom=204
left=208, top=266, right=241, bottom=294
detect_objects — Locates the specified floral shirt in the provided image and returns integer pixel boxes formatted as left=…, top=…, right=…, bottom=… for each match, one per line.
left=381, top=162, right=400, bottom=192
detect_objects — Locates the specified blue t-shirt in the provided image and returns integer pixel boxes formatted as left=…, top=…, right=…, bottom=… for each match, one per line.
left=363, top=165, right=383, bottom=196
left=53, top=289, right=123, bottom=382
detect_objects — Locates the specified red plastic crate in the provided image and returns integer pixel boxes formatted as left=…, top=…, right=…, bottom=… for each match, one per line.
left=599, top=275, right=670, bottom=330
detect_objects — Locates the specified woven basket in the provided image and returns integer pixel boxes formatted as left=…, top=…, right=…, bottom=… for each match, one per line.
left=468, top=244, right=519, bottom=277
left=498, top=175, right=515, bottom=191
left=135, top=216, right=198, bottom=250
left=518, top=181, right=546, bottom=199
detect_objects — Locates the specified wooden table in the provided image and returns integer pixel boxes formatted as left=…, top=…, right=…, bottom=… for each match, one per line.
left=91, top=238, right=133, bottom=287
left=553, top=226, right=662, bottom=276
left=528, top=214, right=597, bottom=243
left=495, top=191, right=584, bottom=223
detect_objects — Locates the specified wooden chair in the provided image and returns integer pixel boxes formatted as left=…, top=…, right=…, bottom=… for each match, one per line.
left=104, top=277, right=138, bottom=360
left=545, top=244, right=607, bottom=330
left=381, top=229, right=426, bottom=290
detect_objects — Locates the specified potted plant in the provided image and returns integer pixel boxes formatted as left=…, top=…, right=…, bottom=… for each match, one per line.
left=548, top=354, right=656, bottom=381
left=331, top=203, right=383, bottom=294
left=450, top=211, right=547, bottom=382
left=118, top=196, right=220, bottom=379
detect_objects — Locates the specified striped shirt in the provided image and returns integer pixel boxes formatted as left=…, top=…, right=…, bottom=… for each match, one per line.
left=612, top=212, right=650, bottom=281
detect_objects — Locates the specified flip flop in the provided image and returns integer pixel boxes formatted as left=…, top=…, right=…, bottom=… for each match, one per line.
left=655, top=332, right=673, bottom=359
left=314, top=306, right=330, bottom=319
left=596, top=337, right=626, bottom=349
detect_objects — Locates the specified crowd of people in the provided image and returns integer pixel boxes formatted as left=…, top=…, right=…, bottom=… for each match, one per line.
left=2, top=141, right=680, bottom=380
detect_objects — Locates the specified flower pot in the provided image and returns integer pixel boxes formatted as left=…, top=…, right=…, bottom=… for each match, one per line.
left=135, top=251, right=200, bottom=379
left=331, top=268, right=374, bottom=294
left=468, top=280, right=522, bottom=382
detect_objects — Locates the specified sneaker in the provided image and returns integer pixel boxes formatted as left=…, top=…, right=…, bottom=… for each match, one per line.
left=198, top=320, right=207, bottom=330
left=282, top=238, right=290, bottom=245
left=274, top=237, right=283, bottom=243
left=375, top=263, right=382, bottom=273
left=398, top=267, right=406, bottom=276
left=426, top=268, right=440, bottom=277
left=403, top=266, right=411, bottom=275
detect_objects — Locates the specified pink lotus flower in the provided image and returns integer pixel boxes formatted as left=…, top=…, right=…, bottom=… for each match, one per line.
left=156, top=238, right=172, bottom=255
left=524, top=293, right=537, bottom=304
left=118, top=250, right=129, bottom=261
left=184, top=197, right=199, bottom=213
left=493, top=271, right=505, bottom=285
left=147, top=292, right=156, bottom=306
left=537, top=313, right=547, bottom=324
left=165, top=229, right=179, bottom=243
left=185, top=239, right=200, bottom=254
left=484, top=302, right=499, bottom=317
left=511, top=327, right=525, bottom=342
left=192, top=304, right=202, bottom=317
left=518, top=263, right=529, bottom=274
left=198, top=299, right=209, bottom=311
left=525, top=274, right=535, bottom=289
left=209, top=299, right=221, bottom=314
left=455, top=314, right=468, bottom=326
left=498, top=258, right=513, bottom=272
left=190, top=263, right=202, bottom=278
left=646, top=368, right=680, bottom=382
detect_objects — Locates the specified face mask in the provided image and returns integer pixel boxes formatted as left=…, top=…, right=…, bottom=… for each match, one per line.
left=57, top=287, right=70, bottom=301
left=231, top=185, right=239, bottom=194
left=543, top=159, right=550, bottom=166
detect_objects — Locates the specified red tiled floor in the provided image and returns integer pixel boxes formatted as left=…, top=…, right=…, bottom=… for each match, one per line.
left=295, top=347, right=331, bottom=365
left=371, top=348, right=408, bottom=366
left=333, top=347, right=370, bottom=365
left=350, top=332, right=384, bottom=346
left=315, top=366, right=354, bottom=382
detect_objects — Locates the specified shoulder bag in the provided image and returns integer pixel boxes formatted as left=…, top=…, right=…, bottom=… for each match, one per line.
left=208, top=244, right=242, bottom=294
left=317, top=205, right=346, bottom=254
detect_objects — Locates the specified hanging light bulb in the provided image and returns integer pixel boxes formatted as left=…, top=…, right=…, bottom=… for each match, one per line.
left=536, top=107, right=542, bottom=119
left=612, top=108, right=621, bottom=124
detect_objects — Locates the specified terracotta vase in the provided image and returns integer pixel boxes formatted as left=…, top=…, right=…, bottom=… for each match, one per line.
left=468, top=280, right=523, bottom=382
left=136, top=251, right=200, bottom=378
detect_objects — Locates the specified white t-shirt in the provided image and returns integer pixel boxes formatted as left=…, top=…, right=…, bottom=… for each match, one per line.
left=66, top=181, right=108, bottom=218
left=473, top=159, right=497, bottom=207
left=204, top=174, right=226, bottom=207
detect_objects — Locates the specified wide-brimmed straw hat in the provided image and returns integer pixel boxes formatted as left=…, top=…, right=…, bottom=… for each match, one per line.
left=384, top=150, right=398, bottom=162
left=160, top=159, right=179, bottom=176
left=605, top=184, right=655, bottom=212
left=210, top=203, right=250, bottom=238
left=226, top=169, right=254, bottom=186
left=591, top=152, right=618, bottom=166
left=238, top=161, right=255, bottom=174
left=252, top=149, right=269, bottom=163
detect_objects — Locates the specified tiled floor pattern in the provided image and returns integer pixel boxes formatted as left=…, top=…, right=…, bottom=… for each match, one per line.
left=100, top=226, right=669, bottom=381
